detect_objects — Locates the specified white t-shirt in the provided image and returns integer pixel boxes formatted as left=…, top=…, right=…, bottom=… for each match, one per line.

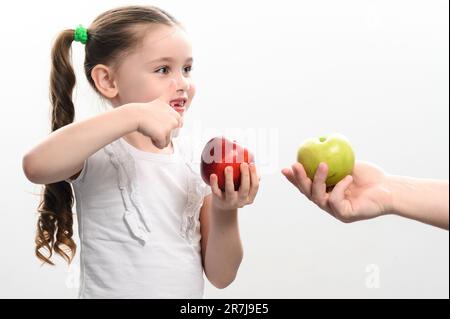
left=69, top=137, right=211, bottom=299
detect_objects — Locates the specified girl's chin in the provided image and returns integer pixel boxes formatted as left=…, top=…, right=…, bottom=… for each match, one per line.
left=171, top=128, right=181, bottom=138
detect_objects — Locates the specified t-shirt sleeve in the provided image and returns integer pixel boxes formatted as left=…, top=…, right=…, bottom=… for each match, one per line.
left=201, top=178, right=212, bottom=197
left=175, top=136, right=212, bottom=198
left=65, top=158, right=88, bottom=185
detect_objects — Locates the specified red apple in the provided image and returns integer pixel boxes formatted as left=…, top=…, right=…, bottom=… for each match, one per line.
left=201, top=137, right=255, bottom=191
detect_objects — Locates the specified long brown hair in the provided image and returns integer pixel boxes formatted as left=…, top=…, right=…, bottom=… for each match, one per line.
left=36, top=5, right=179, bottom=265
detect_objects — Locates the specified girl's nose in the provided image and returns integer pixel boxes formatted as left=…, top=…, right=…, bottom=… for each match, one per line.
left=173, top=73, right=190, bottom=92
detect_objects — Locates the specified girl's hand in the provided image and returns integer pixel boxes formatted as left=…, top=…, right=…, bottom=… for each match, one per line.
left=133, top=80, right=183, bottom=149
left=282, top=161, right=393, bottom=223
left=210, top=163, right=260, bottom=211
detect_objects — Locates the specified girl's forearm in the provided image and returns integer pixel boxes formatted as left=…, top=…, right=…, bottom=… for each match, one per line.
left=387, top=175, right=449, bottom=230
left=204, top=206, right=243, bottom=289
left=23, top=104, right=139, bottom=184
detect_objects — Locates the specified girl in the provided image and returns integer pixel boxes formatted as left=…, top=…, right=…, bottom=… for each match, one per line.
left=22, top=5, right=259, bottom=298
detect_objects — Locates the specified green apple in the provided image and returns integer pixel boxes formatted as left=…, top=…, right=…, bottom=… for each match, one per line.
left=297, top=133, right=355, bottom=187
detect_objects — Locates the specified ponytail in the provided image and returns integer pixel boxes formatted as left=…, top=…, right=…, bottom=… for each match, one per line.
left=36, top=30, right=77, bottom=265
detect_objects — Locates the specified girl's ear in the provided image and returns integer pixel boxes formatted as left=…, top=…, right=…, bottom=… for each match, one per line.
left=90, top=64, right=118, bottom=98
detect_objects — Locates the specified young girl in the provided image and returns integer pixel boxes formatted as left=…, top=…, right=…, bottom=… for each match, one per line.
left=22, top=5, right=259, bottom=298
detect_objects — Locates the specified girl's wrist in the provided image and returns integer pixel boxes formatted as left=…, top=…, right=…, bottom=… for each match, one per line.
left=211, top=200, right=238, bottom=224
left=120, top=103, right=141, bottom=133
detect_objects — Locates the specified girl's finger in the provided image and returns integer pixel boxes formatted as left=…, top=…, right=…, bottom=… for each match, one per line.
left=224, top=166, right=236, bottom=199
left=248, top=163, right=260, bottom=203
left=238, top=163, right=250, bottom=201
left=209, top=174, right=223, bottom=199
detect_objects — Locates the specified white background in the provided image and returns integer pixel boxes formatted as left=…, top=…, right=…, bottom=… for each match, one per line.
left=0, top=0, right=448, bottom=298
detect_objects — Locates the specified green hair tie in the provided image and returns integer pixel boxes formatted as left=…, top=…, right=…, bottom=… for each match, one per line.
left=74, top=25, right=88, bottom=44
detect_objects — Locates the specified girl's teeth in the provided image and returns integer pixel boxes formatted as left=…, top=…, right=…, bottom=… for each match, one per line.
left=171, top=101, right=185, bottom=107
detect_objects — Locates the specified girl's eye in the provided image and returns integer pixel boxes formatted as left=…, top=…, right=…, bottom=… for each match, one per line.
left=155, top=65, right=192, bottom=75
left=156, top=66, right=169, bottom=74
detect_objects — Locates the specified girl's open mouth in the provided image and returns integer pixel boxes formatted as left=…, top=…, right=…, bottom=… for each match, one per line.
left=169, top=98, right=187, bottom=114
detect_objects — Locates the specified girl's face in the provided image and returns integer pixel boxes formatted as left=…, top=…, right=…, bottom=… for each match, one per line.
left=112, top=25, right=195, bottom=116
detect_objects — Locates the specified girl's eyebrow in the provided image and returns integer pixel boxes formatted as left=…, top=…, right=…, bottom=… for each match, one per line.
left=147, top=57, right=193, bottom=64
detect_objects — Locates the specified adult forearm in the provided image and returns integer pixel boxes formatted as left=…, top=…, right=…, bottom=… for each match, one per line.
left=388, top=175, right=449, bottom=230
